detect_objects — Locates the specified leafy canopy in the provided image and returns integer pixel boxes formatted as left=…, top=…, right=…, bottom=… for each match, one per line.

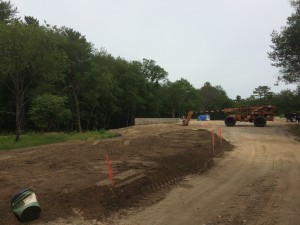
left=268, top=1, right=300, bottom=84
left=29, top=94, right=71, bottom=131
left=0, top=0, right=18, bottom=24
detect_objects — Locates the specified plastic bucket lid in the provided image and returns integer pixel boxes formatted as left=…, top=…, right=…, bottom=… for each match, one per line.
left=11, top=189, right=32, bottom=206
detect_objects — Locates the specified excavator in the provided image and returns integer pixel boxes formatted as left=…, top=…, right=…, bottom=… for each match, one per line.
left=182, top=111, right=193, bottom=126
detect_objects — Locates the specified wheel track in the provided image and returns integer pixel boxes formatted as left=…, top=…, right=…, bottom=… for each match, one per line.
left=109, top=121, right=300, bottom=225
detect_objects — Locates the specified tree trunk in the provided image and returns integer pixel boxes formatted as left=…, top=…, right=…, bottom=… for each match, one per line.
left=126, top=108, right=130, bottom=127
left=72, top=89, right=82, bottom=133
left=86, top=105, right=95, bottom=130
left=106, top=113, right=112, bottom=129
left=15, top=105, right=21, bottom=142
left=15, top=92, right=23, bottom=142
left=131, top=106, right=136, bottom=125
left=172, top=109, right=175, bottom=118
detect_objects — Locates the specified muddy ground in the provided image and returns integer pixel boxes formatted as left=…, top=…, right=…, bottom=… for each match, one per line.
left=0, top=122, right=232, bottom=225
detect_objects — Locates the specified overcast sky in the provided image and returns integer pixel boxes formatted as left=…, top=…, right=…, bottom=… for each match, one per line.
left=9, top=0, right=298, bottom=99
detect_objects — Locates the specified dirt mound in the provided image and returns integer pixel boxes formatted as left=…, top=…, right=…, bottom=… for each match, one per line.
left=0, top=123, right=233, bottom=224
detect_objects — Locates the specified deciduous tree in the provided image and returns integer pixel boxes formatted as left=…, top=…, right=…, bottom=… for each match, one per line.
left=0, top=22, right=66, bottom=141
left=29, top=94, right=71, bottom=131
left=252, top=86, right=274, bottom=102
left=56, top=27, right=93, bottom=132
left=198, top=82, right=231, bottom=111
left=268, top=1, right=300, bottom=84
left=163, top=79, right=199, bottom=118
left=0, top=0, right=18, bottom=24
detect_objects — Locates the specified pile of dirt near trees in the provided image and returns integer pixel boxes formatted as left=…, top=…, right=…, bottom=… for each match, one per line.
left=0, top=124, right=233, bottom=224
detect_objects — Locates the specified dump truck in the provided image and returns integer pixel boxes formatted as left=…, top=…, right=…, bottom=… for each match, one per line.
left=223, top=105, right=276, bottom=127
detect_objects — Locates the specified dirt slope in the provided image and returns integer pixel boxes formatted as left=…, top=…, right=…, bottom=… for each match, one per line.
left=0, top=122, right=231, bottom=225
left=2, top=120, right=300, bottom=225
left=110, top=121, right=300, bottom=225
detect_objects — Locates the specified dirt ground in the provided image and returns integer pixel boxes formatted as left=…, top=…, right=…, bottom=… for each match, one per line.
left=109, top=120, right=300, bottom=225
left=2, top=120, right=300, bottom=225
left=0, top=121, right=232, bottom=225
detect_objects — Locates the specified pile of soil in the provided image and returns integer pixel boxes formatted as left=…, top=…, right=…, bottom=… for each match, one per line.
left=0, top=123, right=233, bottom=224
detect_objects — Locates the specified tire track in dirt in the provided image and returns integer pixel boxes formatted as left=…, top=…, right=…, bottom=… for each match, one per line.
left=3, top=121, right=299, bottom=225
left=109, top=121, right=300, bottom=225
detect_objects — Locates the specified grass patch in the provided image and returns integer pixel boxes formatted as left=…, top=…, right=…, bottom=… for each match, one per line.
left=0, top=130, right=120, bottom=151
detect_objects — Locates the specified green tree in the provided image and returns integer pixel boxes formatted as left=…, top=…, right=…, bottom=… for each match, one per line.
left=139, top=58, right=168, bottom=84
left=163, top=79, right=199, bottom=118
left=0, top=81, right=15, bottom=131
left=198, top=82, right=231, bottom=111
left=24, top=16, right=39, bottom=26
left=119, top=59, right=148, bottom=126
left=79, top=50, right=112, bottom=130
left=0, top=22, right=66, bottom=141
left=94, top=53, right=122, bottom=129
left=29, top=94, right=71, bottom=131
left=235, top=95, right=242, bottom=103
left=271, top=87, right=300, bottom=115
left=134, top=59, right=168, bottom=117
left=82, top=51, right=122, bottom=129
left=268, top=1, right=300, bottom=84
left=252, top=86, right=274, bottom=103
left=272, top=90, right=295, bottom=115
left=242, top=95, right=258, bottom=106
left=56, top=27, right=93, bottom=132
left=0, top=0, right=18, bottom=24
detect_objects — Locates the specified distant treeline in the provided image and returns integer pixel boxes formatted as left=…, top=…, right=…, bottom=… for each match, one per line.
left=0, top=1, right=299, bottom=140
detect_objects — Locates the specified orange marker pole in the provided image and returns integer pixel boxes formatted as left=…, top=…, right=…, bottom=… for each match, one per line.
left=219, top=127, right=223, bottom=146
left=106, top=154, right=113, bottom=184
left=212, top=129, right=215, bottom=156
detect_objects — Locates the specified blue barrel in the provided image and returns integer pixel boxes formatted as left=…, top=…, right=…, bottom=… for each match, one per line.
left=197, top=115, right=207, bottom=121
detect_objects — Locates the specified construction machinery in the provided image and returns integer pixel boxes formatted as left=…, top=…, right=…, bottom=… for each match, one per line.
left=182, top=111, right=193, bottom=126
left=284, top=112, right=300, bottom=122
left=223, top=105, right=276, bottom=127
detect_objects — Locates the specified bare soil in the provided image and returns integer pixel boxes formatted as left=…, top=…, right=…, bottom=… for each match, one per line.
left=0, top=122, right=232, bottom=225
left=109, top=121, right=300, bottom=225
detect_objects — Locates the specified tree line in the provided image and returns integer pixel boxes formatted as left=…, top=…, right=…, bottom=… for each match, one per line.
left=0, top=1, right=299, bottom=141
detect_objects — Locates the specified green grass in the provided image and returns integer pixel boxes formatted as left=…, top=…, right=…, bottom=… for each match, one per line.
left=0, top=130, right=120, bottom=151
